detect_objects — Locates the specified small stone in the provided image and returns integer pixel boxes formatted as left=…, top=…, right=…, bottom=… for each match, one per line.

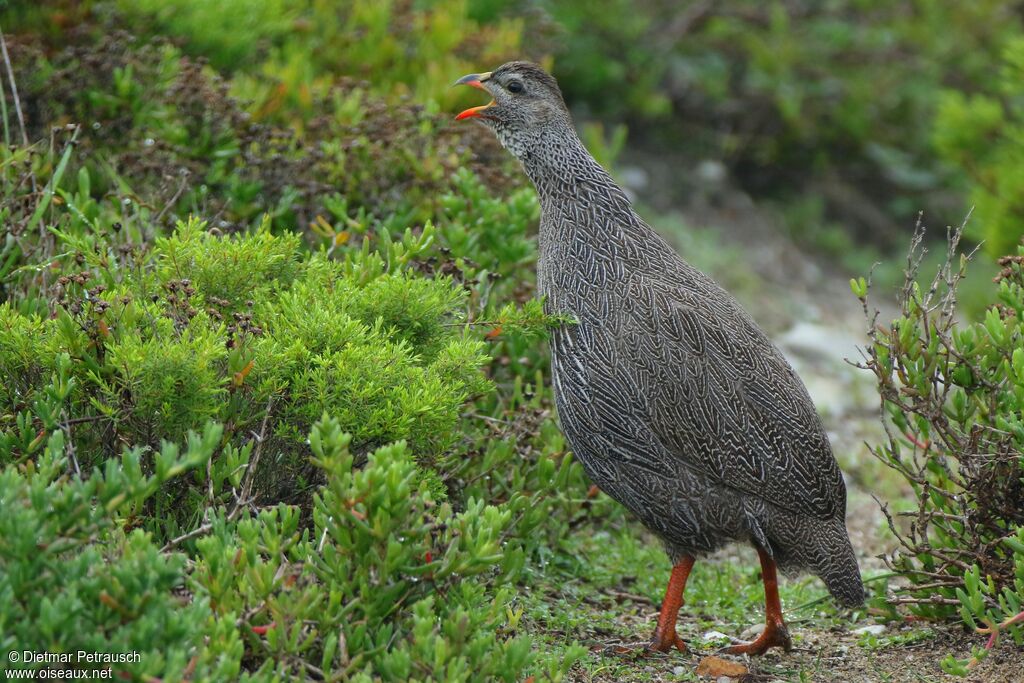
left=672, top=666, right=685, bottom=676
left=740, top=623, right=764, bottom=640
left=852, top=624, right=886, bottom=636
left=702, top=630, right=731, bottom=642
left=717, top=677, right=733, bottom=683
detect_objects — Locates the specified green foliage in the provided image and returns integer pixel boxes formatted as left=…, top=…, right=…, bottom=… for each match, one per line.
left=858, top=225, right=1024, bottom=670
left=934, top=38, right=1024, bottom=258
left=437, top=168, right=539, bottom=279
left=0, top=227, right=584, bottom=679
left=0, top=406, right=586, bottom=680
left=118, top=0, right=525, bottom=111
left=105, top=319, right=227, bottom=444
left=0, top=306, right=52, bottom=407
left=13, top=30, right=520, bottom=246
left=117, top=0, right=299, bottom=70
left=283, top=332, right=486, bottom=458
left=0, top=417, right=221, bottom=680
left=1, top=217, right=497, bottom=486
left=0, top=7, right=596, bottom=677
left=181, top=415, right=559, bottom=681
left=477, top=0, right=1024, bottom=236
left=157, top=219, right=303, bottom=308
left=306, top=416, right=534, bottom=679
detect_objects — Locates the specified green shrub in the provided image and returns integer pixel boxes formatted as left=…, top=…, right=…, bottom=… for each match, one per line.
left=116, top=0, right=299, bottom=70
left=105, top=319, right=227, bottom=444
left=118, top=0, right=525, bottom=110
left=13, top=31, right=519, bottom=253
left=0, top=405, right=584, bottom=680
left=934, top=37, right=1024, bottom=258
left=0, top=306, right=52, bottom=407
left=437, top=168, right=539, bottom=279
left=156, top=220, right=303, bottom=308
left=0, top=417, right=222, bottom=681
left=0, top=7, right=602, bottom=679
left=855, top=223, right=1024, bottom=673
left=1, top=215, right=497, bottom=478
left=284, top=335, right=487, bottom=457
left=0, top=138, right=587, bottom=676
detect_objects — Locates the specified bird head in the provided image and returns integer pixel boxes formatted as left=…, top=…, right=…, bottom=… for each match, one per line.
left=454, top=61, right=571, bottom=160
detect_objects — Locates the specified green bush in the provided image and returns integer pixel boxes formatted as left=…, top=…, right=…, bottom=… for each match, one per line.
left=184, top=415, right=558, bottom=681
left=0, top=413, right=223, bottom=681
left=117, top=0, right=525, bottom=111
left=934, top=37, right=1024, bottom=258
left=116, top=0, right=300, bottom=70
left=0, top=191, right=586, bottom=679
left=0, top=9, right=602, bottom=677
left=0, top=216, right=496, bottom=488
left=0, top=404, right=585, bottom=679
left=156, top=221, right=303, bottom=308
left=105, top=319, right=227, bottom=443
left=13, top=28, right=519, bottom=247
left=855, top=224, right=1024, bottom=673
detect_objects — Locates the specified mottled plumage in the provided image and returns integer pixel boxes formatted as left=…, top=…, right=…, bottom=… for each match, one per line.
left=456, top=61, right=863, bottom=651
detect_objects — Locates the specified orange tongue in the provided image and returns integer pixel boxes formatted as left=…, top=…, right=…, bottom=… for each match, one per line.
left=455, top=101, right=495, bottom=120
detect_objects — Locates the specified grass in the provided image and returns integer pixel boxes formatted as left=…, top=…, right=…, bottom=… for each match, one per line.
left=508, top=486, right=988, bottom=682
left=516, top=509, right=887, bottom=682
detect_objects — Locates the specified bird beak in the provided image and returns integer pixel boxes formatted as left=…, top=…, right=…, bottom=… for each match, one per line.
left=454, top=71, right=495, bottom=121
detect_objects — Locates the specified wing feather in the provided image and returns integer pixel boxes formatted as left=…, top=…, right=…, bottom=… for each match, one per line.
left=604, top=263, right=844, bottom=520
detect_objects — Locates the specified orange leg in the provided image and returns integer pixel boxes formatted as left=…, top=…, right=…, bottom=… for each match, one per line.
left=649, top=556, right=695, bottom=653
left=723, top=547, right=793, bottom=655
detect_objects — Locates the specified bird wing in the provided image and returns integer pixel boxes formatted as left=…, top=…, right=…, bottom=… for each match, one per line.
left=609, top=257, right=845, bottom=521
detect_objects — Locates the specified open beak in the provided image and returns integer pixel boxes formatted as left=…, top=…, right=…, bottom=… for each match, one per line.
left=454, top=71, right=495, bottom=121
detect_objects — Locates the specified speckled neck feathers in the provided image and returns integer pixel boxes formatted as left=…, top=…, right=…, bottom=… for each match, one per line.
left=497, top=122, right=630, bottom=213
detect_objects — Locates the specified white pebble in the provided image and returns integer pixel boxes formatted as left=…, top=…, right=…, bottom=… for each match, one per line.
left=702, top=630, right=731, bottom=642
left=740, top=623, right=764, bottom=640
left=852, top=624, right=886, bottom=636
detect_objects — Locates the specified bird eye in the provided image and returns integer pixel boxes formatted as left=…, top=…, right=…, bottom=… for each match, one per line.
left=507, top=80, right=524, bottom=94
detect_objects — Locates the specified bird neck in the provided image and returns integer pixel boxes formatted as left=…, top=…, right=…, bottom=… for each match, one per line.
left=515, top=126, right=627, bottom=211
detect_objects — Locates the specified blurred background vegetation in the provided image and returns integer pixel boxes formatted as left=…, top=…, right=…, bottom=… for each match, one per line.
left=8, top=0, right=1024, bottom=263
left=1, top=0, right=1022, bottom=680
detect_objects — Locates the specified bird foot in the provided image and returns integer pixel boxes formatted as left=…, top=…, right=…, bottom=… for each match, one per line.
left=597, top=637, right=685, bottom=658
left=648, top=626, right=687, bottom=654
left=720, top=621, right=792, bottom=656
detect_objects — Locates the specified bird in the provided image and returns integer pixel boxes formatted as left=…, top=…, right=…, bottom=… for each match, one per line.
left=453, top=61, right=864, bottom=655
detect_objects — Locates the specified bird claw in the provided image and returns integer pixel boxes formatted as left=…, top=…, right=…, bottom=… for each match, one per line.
left=597, top=635, right=685, bottom=658
left=718, top=622, right=792, bottom=656
left=648, top=628, right=687, bottom=654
